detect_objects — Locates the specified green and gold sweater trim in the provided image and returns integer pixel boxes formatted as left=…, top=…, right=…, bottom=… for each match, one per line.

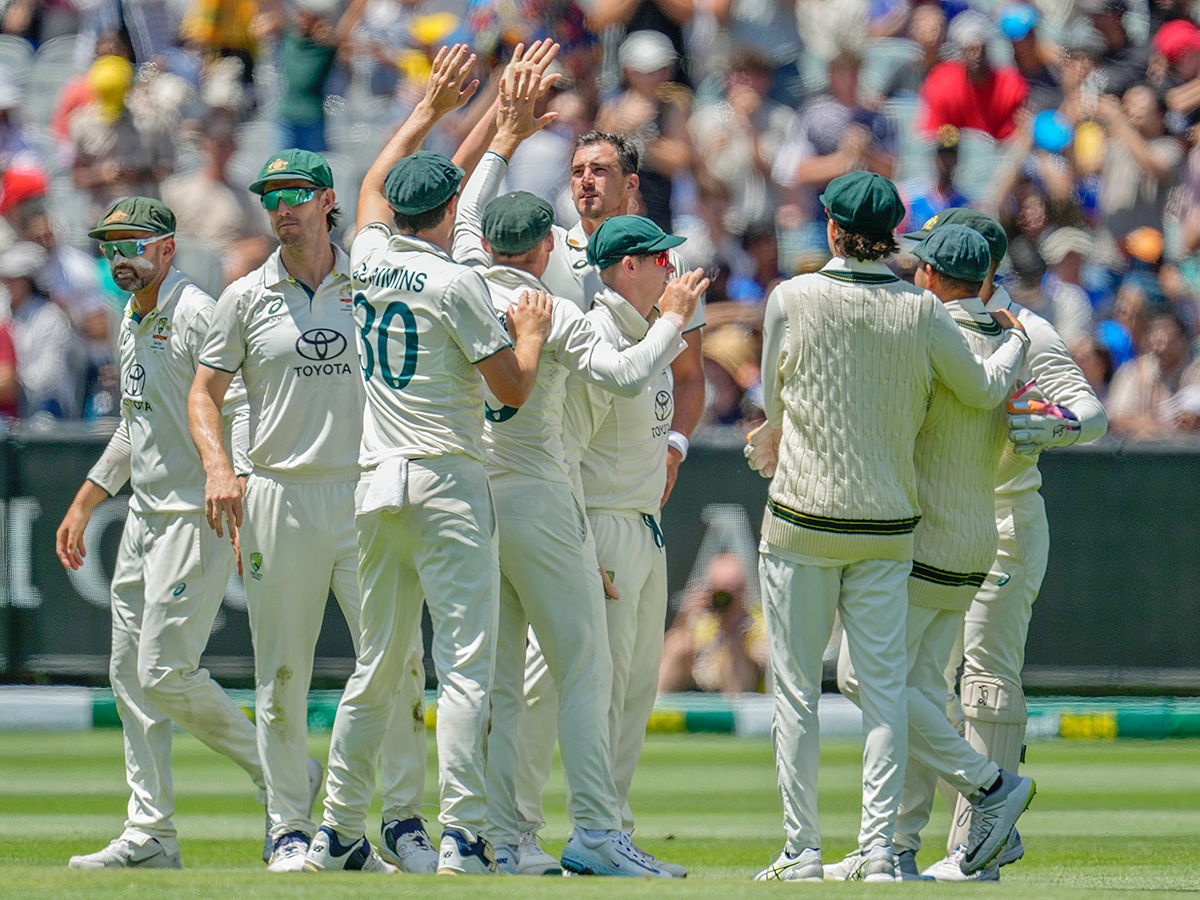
left=818, top=270, right=900, bottom=285
left=953, top=318, right=1003, bottom=336
left=910, top=560, right=988, bottom=587
left=767, top=498, right=919, bottom=535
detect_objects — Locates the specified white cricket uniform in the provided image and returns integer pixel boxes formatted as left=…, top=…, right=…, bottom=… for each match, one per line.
left=200, top=246, right=426, bottom=842
left=319, top=224, right=512, bottom=839
left=944, top=286, right=1106, bottom=852
left=837, top=297, right=1009, bottom=853
left=757, top=259, right=1028, bottom=856
left=85, top=267, right=264, bottom=855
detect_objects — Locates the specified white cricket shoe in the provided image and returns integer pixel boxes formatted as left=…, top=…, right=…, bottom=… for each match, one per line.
left=895, top=849, right=934, bottom=881
left=303, top=826, right=396, bottom=872
left=754, top=847, right=823, bottom=881
left=560, top=828, right=671, bottom=877
left=267, top=831, right=310, bottom=872
left=823, top=845, right=895, bottom=882
left=437, top=826, right=498, bottom=875
left=262, top=757, right=323, bottom=864
left=516, top=830, right=562, bottom=876
left=962, top=771, right=1035, bottom=874
left=69, top=837, right=181, bottom=869
left=631, top=840, right=687, bottom=878
left=379, top=817, right=437, bottom=874
left=922, top=845, right=999, bottom=882
left=493, top=843, right=518, bottom=875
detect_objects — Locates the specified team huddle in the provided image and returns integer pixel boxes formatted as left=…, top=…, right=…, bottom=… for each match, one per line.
left=52, top=39, right=1104, bottom=883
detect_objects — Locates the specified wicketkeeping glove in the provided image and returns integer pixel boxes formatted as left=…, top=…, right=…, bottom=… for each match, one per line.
left=1006, top=397, right=1080, bottom=455
left=744, top=422, right=781, bottom=478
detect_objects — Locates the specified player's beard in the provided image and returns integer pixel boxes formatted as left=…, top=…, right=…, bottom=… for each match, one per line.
left=112, top=256, right=157, bottom=292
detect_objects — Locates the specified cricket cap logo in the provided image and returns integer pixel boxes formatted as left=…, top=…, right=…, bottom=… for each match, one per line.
left=250, top=552, right=263, bottom=573
left=104, top=209, right=130, bottom=225
left=921, top=214, right=938, bottom=231
left=267, top=157, right=289, bottom=173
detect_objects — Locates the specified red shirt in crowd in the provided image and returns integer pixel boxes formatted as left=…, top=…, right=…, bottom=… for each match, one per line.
left=918, top=61, right=1029, bottom=141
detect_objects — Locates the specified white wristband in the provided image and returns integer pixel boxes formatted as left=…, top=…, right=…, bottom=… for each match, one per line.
left=667, top=430, right=689, bottom=461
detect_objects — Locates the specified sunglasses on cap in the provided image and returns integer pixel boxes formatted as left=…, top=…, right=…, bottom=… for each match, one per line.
left=260, top=187, right=320, bottom=211
left=99, top=232, right=174, bottom=261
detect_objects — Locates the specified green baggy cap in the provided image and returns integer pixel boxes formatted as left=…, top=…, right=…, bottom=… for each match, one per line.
left=819, top=171, right=905, bottom=234
left=249, top=148, right=334, bottom=195
left=904, top=207, right=1008, bottom=263
left=384, top=151, right=464, bottom=215
left=88, top=196, right=175, bottom=239
left=912, top=223, right=992, bottom=283
left=586, top=215, right=684, bottom=270
left=483, top=191, right=555, bottom=255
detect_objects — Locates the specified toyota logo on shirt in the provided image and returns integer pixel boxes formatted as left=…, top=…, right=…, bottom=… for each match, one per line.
left=296, top=328, right=347, bottom=361
left=124, top=364, right=146, bottom=397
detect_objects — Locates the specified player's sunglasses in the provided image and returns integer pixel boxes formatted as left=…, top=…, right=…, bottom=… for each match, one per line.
left=260, top=187, right=320, bottom=210
left=651, top=250, right=671, bottom=267
left=98, top=232, right=174, bottom=260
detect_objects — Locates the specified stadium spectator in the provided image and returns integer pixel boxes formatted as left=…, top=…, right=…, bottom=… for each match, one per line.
left=1000, top=2, right=1062, bottom=112
left=1072, top=334, right=1115, bottom=401
left=596, top=30, right=694, bottom=230
left=1151, top=18, right=1200, bottom=123
left=1086, top=0, right=1150, bottom=98
left=658, top=552, right=767, bottom=694
left=1039, top=226, right=1096, bottom=348
left=0, top=242, right=77, bottom=419
left=689, top=48, right=793, bottom=238
left=0, top=71, right=39, bottom=171
left=587, top=0, right=696, bottom=87
left=880, top=3, right=946, bottom=99
left=918, top=10, right=1028, bottom=141
left=1107, top=308, right=1199, bottom=437
left=70, top=54, right=176, bottom=222
left=709, top=0, right=804, bottom=107
left=900, top=125, right=972, bottom=234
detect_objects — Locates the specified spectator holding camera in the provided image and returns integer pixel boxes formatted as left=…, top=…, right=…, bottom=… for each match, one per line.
left=658, top=553, right=767, bottom=694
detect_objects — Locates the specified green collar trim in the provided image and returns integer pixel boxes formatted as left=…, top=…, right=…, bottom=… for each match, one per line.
left=818, top=270, right=900, bottom=285
left=954, top=317, right=1002, bottom=336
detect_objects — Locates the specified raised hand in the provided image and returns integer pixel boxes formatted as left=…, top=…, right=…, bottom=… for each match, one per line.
left=658, top=267, right=710, bottom=324
left=424, top=43, right=480, bottom=116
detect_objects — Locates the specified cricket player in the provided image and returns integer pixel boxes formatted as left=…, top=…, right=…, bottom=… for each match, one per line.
left=188, top=150, right=430, bottom=873
left=748, top=172, right=1029, bottom=883
left=899, top=209, right=1106, bottom=881
left=832, top=225, right=1036, bottom=881
left=304, top=44, right=550, bottom=877
left=56, top=198, right=266, bottom=869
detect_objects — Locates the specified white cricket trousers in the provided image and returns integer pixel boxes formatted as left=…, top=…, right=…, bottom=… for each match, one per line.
left=241, top=472, right=426, bottom=841
left=759, top=552, right=909, bottom=854
left=513, top=511, right=668, bottom=834
left=484, top=472, right=621, bottom=846
left=322, top=456, right=499, bottom=838
left=109, top=509, right=265, bottom=851
left=838, top=604, right=999, bottom=853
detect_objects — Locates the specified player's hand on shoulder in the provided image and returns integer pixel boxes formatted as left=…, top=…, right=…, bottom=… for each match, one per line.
left=659, top=268, right=710, bottom=325
left=509, top=289, right=554, bottom=341
left=990, top=308, right=1026, bottom=334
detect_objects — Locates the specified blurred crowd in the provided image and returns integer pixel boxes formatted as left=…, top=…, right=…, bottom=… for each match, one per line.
left=3, top=0, right=1200, bottom=437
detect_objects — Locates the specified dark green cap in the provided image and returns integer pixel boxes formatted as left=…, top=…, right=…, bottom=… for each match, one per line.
left=904, top=207, right=1008, bottom=263
left=819, top=171, right=905, bottom=234
left=384, top=151, right=464, bottom=215
left=88, top=196, right=175, bottom=239
left=483, top=191, right=555, bottom=255
left=912, top=223, right=991, bottom=283
left=586, top=215, right=684, bottom=270
left=249, top=148, right=334, bottom=194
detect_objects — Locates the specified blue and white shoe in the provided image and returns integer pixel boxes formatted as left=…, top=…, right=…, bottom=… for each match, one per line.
left=560, top=828, right=672, bottom=877
left=437, top=826, right=498, bottom=875
left=262, top=757, right=323, bottom=864
left=380, top=817, right=437, bottom=874
left=267, top=831, right=311, bottom=872
left=493, top=842, right=518, bottom=875
left=303, top=826, right=396, bottom=873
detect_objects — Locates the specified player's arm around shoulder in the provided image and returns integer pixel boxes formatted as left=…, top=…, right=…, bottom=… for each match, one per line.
left=1013, top=304, right=1107, bottom=444
left=927, top=296, right=1030, bottom=409
left=476, top=286, right=553, bottom=406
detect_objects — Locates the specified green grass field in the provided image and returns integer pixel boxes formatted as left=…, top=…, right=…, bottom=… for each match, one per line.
left=2, top=730, right=1198, bottom=899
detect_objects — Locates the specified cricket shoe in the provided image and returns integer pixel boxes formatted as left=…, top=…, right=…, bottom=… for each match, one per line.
left=823, top=845, right=896, bottom=882
left=895, top=849, right=934, bottom=881
left=922, top=845, right=999, bottom=882
left=437, top=826, right=498, bottom=875
left=754, top=847, right=822, bottom=881
left=262, top=757, right=324, bottom=864
left=560, top=828, right=671, bottom=877
left=69, top=837, right=181, bottom=869
left=962, top=771, right=1035, bottom=874
left=631, top=840, right=687, bottom=878
left=267, top=831, right=311, bottom=872
left=303, top=826, right=396, bottom=872
left=517, top=830, right=562, bottom=875
left=997, top=828, right=1025, bottom=866
left=493, top=843, right=518, bottom=875
left=380, top=817, right=437, bottom=874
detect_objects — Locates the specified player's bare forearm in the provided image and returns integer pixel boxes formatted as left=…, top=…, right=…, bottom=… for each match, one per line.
left=55, top=480, right=109, bottom=571
left=188, top=367, right=242, bottom=536
left=359, top=44, right=479, bottom=232
left=662, top=329, right=704, bottom=506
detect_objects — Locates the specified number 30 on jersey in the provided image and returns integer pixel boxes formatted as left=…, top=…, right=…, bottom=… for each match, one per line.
left=355, top=293, right=417, bottom=389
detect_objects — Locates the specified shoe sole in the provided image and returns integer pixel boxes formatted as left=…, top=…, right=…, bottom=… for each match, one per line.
left=963, top=778, right=1037, bottom=875
left=516, top=864, right=563, bottom=876
left=997, top=834, right=1025, bottom=867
